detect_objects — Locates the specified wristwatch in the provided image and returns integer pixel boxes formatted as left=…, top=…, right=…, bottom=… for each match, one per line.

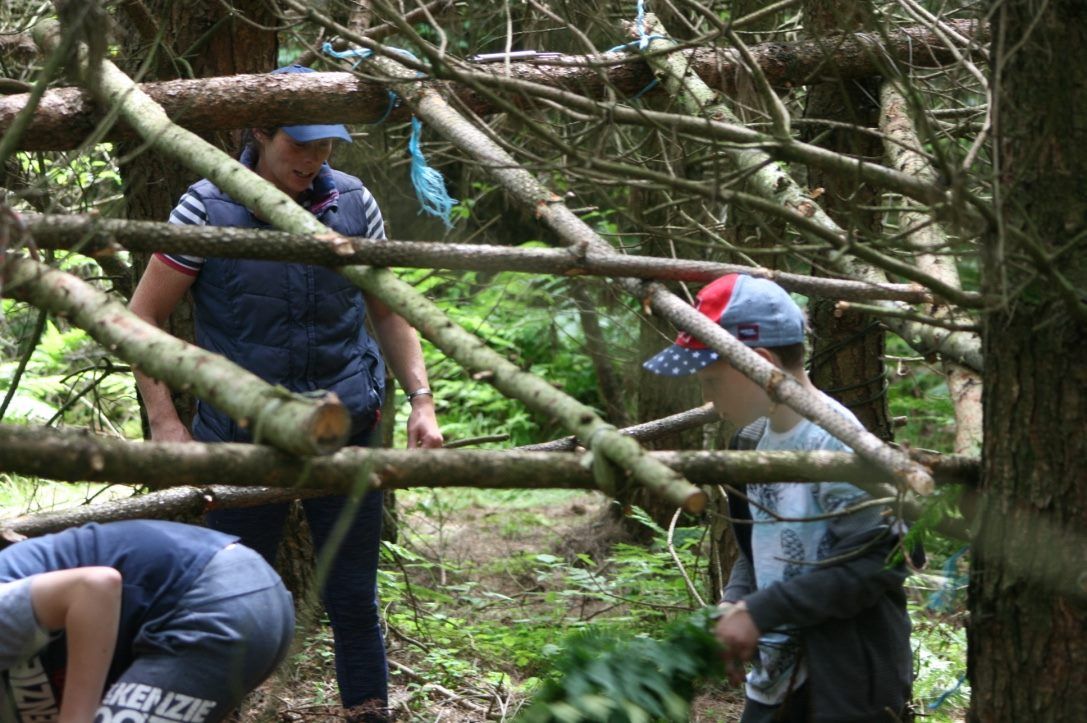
left=406, top=387, right=433, bottom=403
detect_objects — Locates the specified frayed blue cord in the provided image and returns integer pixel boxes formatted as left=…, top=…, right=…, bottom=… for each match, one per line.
left=322, top=42, right=457, bottom=228
left=409, top=117, right=457, bottom=228
left=600, top=2, right=668, bottom=99
left=635, top=0, right=649, bottom=48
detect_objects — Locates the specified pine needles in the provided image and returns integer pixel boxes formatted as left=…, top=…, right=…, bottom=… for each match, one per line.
left=519, top=606, right=727, bottom=722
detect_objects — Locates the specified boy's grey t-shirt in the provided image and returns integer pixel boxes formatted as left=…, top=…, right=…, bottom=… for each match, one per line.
left=0, top=579, right=49, bottom=670
left=743, top=396, right=880, bottom=706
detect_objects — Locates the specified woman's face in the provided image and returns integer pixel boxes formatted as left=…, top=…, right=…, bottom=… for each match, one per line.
left=254, top=129, right=335, bottom=199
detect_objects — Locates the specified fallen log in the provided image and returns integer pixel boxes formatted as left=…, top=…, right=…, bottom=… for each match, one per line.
left=1, top=21, right=986, bottom=150
left=0, top=424, right=977, bottom=542
left=24, top=213, right=932, bottom=304
left=1, top=255, right=349, bottom=455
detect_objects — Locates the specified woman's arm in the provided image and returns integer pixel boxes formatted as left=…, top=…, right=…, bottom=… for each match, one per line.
left=365, top=292, right=443, bottom=449
left=30, top=567, right=122, bottom=723
left=128, top=256, right=198, bottom=442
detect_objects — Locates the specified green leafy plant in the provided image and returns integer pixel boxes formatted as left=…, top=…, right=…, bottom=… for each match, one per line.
left=518, top=606, right=726, bottom=723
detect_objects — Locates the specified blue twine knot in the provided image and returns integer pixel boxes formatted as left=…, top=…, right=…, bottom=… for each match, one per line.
left=322, top=41, right=373, bottom=67
left=600, top=2, right=668, bottom=99
left=322, top=42, right=457, bottom=228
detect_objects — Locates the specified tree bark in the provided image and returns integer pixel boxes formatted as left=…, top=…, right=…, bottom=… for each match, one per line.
left=519, top=403, right=719, bottom=452
left=0, top=484, right=313, bottom=544
left=968, top=1, right=1087, bottom=719
left=802, top=0, right=893, bottom=440
left=1, top=255, right=350, bottom=455
left=0, top=424, right=977, bottom=496
left=572, top=281, right=629, bottom=427
left=879, top=82, right=983, bottom=455
left=0, top=22, right=988, bottom=151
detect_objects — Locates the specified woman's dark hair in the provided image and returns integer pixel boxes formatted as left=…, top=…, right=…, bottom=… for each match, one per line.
left=240, top=127, right=278, bottom=160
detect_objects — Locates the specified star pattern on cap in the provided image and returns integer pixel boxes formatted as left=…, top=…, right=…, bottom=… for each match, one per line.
left=643, top=348, right=720, bottom=376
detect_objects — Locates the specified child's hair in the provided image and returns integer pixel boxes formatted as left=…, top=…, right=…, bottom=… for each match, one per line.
left=765, top=343, right=805, bottom=371
left=240, top=127, right=278, bottom=160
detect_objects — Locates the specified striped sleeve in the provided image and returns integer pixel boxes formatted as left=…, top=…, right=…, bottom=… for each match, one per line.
left=359, top=186, right=386, bottom=240
left=156, top=192, right=207, bottom=275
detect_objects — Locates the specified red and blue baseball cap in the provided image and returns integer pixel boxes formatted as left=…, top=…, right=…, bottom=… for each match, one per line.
left=271, top=65, right=354, bottom=143
left=643, top=274, right=806, bottom=377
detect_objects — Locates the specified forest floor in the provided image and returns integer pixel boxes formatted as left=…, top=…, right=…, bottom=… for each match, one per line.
left=238, top=488, right=747, bottom=722
left=0, top=479, right=965, bottom=723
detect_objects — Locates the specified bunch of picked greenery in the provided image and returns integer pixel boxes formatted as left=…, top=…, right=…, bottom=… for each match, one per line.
left=518, top=605, right=726, bottom=722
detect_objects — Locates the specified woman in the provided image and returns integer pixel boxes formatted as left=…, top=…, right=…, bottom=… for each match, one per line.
left=128, top=64, right=442, bottom=721
left=0, top=520, right=293, bottom=723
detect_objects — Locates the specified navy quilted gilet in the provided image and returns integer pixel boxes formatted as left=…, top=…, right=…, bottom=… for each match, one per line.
left=187, top=170, right=385, bottom=443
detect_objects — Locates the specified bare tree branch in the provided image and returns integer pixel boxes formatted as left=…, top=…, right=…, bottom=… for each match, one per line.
left=25, top=213, right=933, bottom=303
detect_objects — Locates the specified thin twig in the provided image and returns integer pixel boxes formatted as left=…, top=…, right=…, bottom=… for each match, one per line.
left=668, top=507, right=706, bottom=607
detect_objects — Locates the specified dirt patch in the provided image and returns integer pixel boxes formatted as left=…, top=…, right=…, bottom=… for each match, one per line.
left=239, top=489, right=745, bottom=721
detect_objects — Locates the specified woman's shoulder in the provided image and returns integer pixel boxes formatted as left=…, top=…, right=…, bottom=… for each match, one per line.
left=327, top=168, right=368, bottom=194
left=185, top=177, right=225, bottom=200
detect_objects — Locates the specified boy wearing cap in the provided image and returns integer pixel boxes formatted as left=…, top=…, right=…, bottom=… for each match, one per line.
left=644, top=274, right=913, bottom=722
left=129, top=65, right=442, bottom=722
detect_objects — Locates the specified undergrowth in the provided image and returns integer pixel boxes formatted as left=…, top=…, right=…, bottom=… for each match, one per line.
left=266, top=488, right=969, bottom=722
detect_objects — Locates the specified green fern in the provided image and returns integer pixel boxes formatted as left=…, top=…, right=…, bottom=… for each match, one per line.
left=519, top=606, right=726, bottom=722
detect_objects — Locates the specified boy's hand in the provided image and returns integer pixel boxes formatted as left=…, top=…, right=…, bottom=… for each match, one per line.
left=715, top=601, right=760, bottom=685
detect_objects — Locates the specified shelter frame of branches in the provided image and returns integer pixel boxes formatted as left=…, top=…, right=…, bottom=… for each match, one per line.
left=1, top=1, right=1085, bottom=718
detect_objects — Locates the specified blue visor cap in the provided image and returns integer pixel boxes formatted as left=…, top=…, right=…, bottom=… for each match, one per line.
left=642, top=274, right=806, bottom=377
left=272, top=65, right=353, bottom=144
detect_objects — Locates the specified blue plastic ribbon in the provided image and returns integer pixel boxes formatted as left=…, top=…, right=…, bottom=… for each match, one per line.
left=322, top=42, right=457, bottom=228
left=926, top=545, right=969, bottom=613
left=409, top=117, right=457, bottom=228
left=928, top=674, right=966, bottom=710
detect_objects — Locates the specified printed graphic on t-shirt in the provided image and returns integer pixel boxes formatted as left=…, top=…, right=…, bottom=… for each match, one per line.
left=743, top=400, right=871, bottom=706
left=95, top=683, right=218, bottom=723
left=1, top=639, right=66, bottom=723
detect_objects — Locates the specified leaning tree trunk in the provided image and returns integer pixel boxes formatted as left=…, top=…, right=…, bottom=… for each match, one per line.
left=968, top=1, right=1087, bottom=720
left=114, top=0, right=277, bottom=430
left=628, top=179, right=715, bottom=538
left=112, top=0, right=329, bottom=605
left=802, top=0, right=892, bottom=441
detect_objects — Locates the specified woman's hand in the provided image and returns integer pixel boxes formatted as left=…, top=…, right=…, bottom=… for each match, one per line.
left=407, top=397, right=443, bottom=448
